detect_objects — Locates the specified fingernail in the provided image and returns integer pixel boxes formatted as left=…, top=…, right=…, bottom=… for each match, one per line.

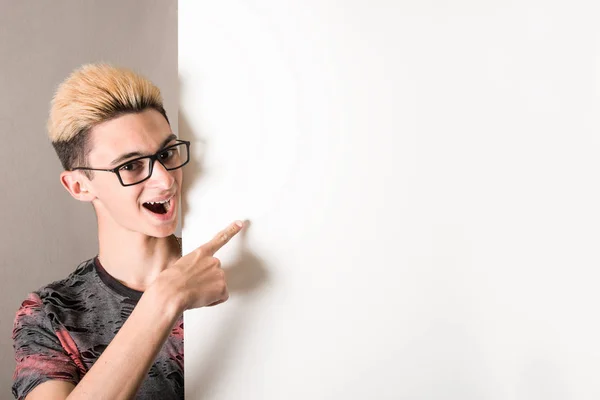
left=235, top=220, right=244, bottom=227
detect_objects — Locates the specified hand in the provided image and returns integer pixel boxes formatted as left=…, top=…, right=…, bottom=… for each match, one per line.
left=154, top=220, right=245, bottom=312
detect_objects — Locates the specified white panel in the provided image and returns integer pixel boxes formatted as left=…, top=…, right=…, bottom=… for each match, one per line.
left=180, top=1, right=600, bottom=399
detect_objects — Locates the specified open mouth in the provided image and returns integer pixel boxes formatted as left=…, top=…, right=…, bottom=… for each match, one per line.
left=142, top=196, right=173, bottom=215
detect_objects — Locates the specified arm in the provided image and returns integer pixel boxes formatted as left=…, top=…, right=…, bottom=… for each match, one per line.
left=20, top=220, right=243, bottom=399
left=26, top=282, right=182, bottom=400
left=25, top=381, right=75, bottom=400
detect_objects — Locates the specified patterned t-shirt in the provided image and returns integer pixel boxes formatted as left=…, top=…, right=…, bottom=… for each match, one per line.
left=11, top=255, right=184, bottom=399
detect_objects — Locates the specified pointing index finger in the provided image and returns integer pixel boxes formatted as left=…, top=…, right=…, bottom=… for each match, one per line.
left=200, top=220, right=244, bottom=256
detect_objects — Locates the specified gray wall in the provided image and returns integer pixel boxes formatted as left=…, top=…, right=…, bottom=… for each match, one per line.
left=0, top=0, right=177, bottom=393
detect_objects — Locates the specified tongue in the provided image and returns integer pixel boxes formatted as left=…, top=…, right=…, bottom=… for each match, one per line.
left=144, top=202, right=166, bottom=214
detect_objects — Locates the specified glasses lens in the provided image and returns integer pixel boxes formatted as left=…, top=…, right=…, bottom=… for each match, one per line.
left=158, top=143, right=189, bottom=170
left=116, top=142, right=189, bottom=186
left=117, top=157, right=151, bottom=185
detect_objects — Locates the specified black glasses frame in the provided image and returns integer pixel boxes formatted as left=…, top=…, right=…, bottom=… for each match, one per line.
left=71, top=140, right=191, bottom=187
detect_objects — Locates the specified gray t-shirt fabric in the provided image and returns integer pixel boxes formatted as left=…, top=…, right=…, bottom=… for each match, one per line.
left=11, top=255, right=184, bottom=399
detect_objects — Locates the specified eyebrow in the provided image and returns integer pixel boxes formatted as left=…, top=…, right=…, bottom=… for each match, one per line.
left=109, top=134, right=178, bottom=167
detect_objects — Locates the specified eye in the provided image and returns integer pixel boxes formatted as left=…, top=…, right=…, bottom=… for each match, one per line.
left=119, top=161, right=143, bottom=172
left=159, top=149, right=174, bottom=161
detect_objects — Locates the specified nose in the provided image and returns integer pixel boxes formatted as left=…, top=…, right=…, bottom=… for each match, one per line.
left=148, top=159, right=175, bottom=189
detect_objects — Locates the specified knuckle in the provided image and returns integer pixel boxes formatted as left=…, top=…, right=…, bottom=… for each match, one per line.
left=220, top=284, right=229, bottom=296
left=195, top=247, right=206, bottom=257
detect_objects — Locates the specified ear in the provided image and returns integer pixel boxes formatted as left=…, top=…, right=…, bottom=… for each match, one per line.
left=60, top=170, right=96, bottom=202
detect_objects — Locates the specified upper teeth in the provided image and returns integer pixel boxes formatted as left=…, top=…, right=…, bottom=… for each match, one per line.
left=147, top=196, right=172, bottom=205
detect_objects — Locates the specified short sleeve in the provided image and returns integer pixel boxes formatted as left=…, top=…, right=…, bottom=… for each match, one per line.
left=11, top=292, right=80, bottom=399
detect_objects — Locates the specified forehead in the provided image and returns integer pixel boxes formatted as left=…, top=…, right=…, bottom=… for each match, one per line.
left=89, top=109, right=173, bottom=164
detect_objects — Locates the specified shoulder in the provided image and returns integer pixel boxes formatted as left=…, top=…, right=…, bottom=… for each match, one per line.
left=11, top=270, right=86, bottom=400
left=38, top=257, right=95, bottom=294
left=12, top=257, right=99, bottom=364
left=16, top=257, right=97, bottom=319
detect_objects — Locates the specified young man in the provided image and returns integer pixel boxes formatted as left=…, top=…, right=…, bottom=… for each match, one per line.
left=11, top=63, right=244, bottom=399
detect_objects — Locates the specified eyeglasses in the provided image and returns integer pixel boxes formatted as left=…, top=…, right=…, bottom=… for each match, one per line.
left=71, top=140, right=191, bottom=187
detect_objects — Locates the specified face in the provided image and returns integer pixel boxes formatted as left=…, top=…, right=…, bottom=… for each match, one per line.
left=64, top=109, right=183, bottom=238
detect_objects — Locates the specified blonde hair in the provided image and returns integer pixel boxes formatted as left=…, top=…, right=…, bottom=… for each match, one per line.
left=48, top=63, right=170, bottom=173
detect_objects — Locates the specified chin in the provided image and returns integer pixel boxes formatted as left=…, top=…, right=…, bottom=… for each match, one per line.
left=138, top=218, right=178, bottom=239
left=148, top=225, right=177, bottom=238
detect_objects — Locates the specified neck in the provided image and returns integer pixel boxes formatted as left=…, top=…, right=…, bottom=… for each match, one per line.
left=96, top=218, right=181, bottom=293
